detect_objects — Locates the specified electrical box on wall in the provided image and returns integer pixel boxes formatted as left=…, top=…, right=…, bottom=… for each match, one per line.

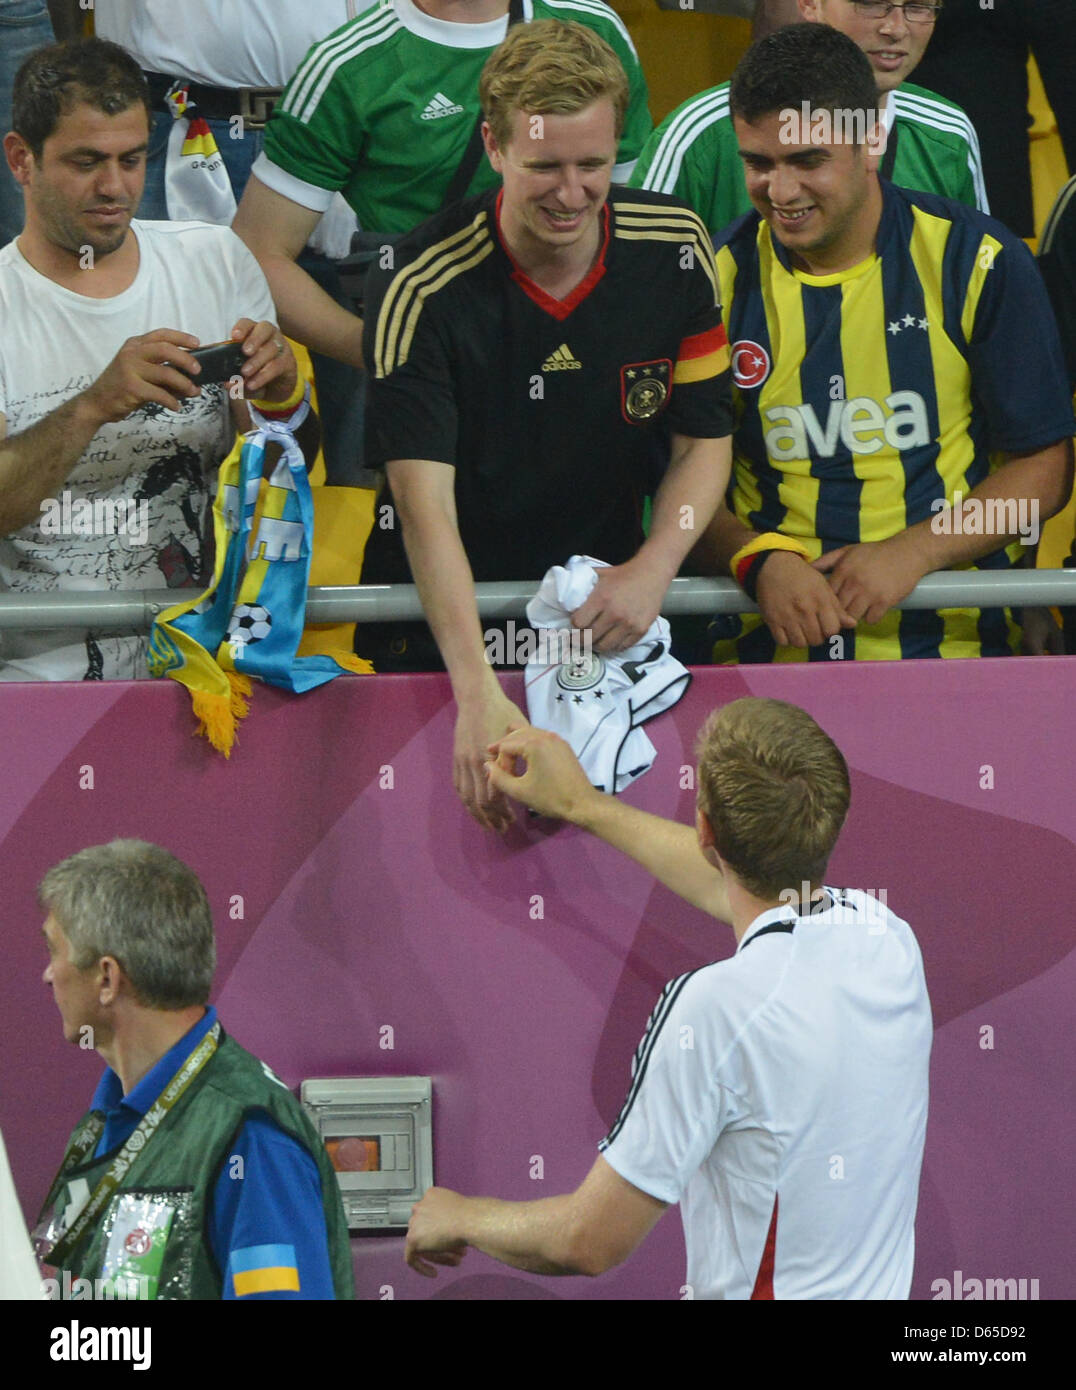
left=301, top=1076, right=433, bottom=1230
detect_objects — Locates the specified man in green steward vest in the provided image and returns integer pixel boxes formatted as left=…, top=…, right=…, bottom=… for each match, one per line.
left=35, top=839, right=354, bottom=1300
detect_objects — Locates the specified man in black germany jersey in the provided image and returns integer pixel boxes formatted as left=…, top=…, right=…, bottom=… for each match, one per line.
left=359, top=22, right=733, bottom=830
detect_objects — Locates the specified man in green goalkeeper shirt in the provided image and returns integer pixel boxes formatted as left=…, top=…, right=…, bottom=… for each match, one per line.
left=234, top=0, right=651, bottom=375
left=630, top=0, right=987, bottom=239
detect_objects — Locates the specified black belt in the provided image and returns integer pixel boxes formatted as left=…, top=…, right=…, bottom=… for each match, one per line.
left=143, top=71, right=283, bottom=129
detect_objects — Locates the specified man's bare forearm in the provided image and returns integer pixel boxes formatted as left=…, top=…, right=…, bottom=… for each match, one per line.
left=408, top=1159, right=665, bottom=1278
left=574, top=793, right=730, bottom=921
left=698, top=440, right=1073, bottom=576
left=692, top=502, right=762, bottom=575
left=394, top=486, right=499, bottom=701
left=912, top=442, right=1075, bottom=569
left=257, top=253, right=365, bottom=369
left=234, top=181, right=366, bottom=369
left=455, top=1195, right=588, bottom=1276
left=234, top=180, right=366, bottom=368
left=0, top=394, right=106, bottom=534
left=637, top=434, right=731, bottom=583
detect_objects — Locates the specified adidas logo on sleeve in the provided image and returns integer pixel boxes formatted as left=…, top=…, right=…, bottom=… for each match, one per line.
left=420, top=93, right=465, bottom=121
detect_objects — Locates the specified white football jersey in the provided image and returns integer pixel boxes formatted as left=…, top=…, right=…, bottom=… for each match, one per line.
left=525, top=557, right=690, bottom=793
left=600, top=889, right=933, bottom=1299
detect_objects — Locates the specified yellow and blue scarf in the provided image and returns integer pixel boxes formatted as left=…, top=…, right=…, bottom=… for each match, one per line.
left=149, top=418, right=370, bottom=755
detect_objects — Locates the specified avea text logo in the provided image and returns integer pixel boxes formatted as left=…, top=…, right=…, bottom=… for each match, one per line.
left=763, top=391, right=930, bottom=461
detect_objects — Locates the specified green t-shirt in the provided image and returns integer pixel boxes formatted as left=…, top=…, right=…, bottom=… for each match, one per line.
left=258, top=0, right=652, bottom=236
left=629, top=81, right=988, bottom=241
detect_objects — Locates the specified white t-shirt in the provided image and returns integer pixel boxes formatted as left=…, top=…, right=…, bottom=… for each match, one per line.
left=0, top=221, right=274, bottom=681
left=0, top=1128, right=41, bottom=1300
left=93, top=1, right=358, bottom=89
left=600, top=889, right=933, bottom=1299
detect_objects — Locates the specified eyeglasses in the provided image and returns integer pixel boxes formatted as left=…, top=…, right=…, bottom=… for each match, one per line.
left=850, top=0, right=943, bottom=23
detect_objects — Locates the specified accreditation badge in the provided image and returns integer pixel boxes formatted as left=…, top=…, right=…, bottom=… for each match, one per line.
left=100, top=1193, right=184, bottom=1299
left=620, top=359, right=671, bottom=424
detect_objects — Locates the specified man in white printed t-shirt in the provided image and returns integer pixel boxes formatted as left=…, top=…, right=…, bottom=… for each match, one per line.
left=405, top=697, right=933, bottom=1300
left=87, top=0, right=367, bottom=483
left=0, top=38, right=307, bottom=681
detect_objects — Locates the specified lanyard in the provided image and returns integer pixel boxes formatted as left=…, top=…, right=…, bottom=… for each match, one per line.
left=45, top=1022, right=221, bottom=1266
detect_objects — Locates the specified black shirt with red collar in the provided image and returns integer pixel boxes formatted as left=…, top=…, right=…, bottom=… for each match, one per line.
left=360, top=184, right=733, bottom=589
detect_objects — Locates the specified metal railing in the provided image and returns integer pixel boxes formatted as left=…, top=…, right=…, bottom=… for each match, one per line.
left=0, top=571, right=1073, bottom=632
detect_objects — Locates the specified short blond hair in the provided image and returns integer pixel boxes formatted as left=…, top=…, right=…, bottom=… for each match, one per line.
left=479, top=19, right=628, bottom=150
left=696, top=698, right=850, bottom=900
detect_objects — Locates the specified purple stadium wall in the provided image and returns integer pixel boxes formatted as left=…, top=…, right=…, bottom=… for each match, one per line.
left=1, top=659, right=1072, bottom=1301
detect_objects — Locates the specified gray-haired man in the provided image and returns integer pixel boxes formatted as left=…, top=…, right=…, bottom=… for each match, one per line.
left=36, top=839, right=353, bottom=1301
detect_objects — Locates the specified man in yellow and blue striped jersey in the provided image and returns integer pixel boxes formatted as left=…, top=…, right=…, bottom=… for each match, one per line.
left=699, top=24, right=1074, bottom=663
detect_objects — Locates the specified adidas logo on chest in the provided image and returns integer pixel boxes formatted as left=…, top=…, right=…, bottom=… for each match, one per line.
left=421, top=92, right=465, bottom=120
left=542, top=343, right=582, bottom=372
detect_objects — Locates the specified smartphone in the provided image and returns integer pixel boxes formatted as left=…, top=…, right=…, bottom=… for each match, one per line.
left=185, top=341, right=246, bottom=385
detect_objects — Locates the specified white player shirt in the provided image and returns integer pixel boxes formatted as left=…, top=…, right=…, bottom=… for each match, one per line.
left=524, top=556, right=691, bottom=793
left=0, top=221, right=273, bottom=681
left=93, top=1, right=359, bottom=89
left=600, top=889, right=932, bottom=1299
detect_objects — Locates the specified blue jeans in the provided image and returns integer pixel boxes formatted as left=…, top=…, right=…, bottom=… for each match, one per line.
left=139, top=108, right=367, bottom=484
left=0, top=0, right=55, bottom=247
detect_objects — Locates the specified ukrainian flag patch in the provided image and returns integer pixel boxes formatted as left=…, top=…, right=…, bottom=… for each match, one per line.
left=229, top=1244, right=300, bottom=1297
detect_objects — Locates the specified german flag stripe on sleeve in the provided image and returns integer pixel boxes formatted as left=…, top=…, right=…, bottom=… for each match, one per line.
left=674, top=322, right=730, bottom=384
